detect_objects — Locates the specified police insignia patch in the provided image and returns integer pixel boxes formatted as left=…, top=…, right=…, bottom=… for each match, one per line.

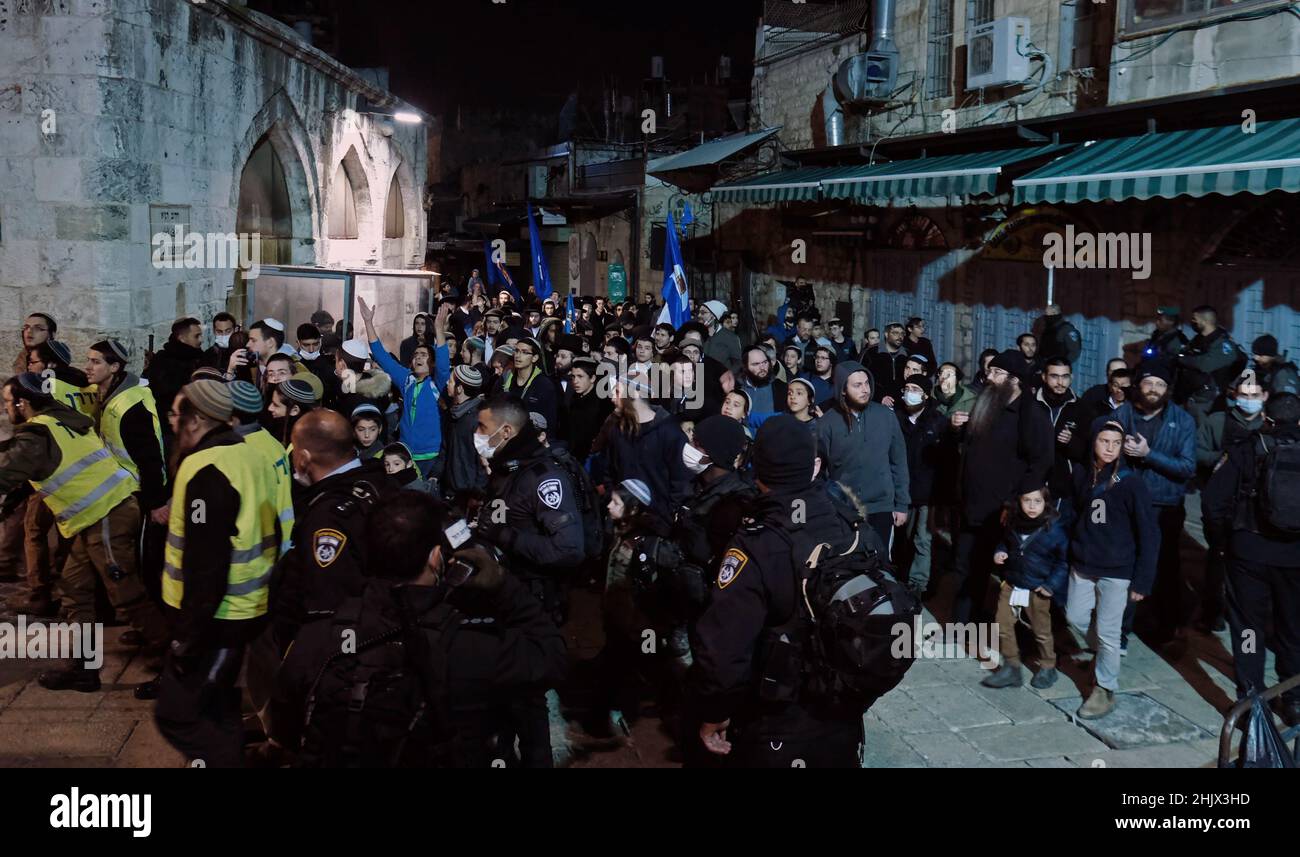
left=538, top=478, right=563, bottom=510
left=717, top=548, right=748, bottom=589
left=313, top=528, right=346, bottom=568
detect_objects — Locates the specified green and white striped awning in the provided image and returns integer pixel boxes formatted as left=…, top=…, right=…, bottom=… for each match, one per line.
left=822, top=145, right=1069, bottom=201
left=1013, top=118, right=1300, bottom=204
left=711, top=146, right=1068, bottom=204
left=710, top=166, right=856, bottom=203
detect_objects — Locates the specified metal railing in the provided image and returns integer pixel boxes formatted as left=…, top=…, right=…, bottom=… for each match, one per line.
left=1218, top=673, right=1300, bottom=768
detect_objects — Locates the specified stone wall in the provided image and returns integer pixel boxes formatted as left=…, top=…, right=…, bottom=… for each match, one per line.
left=0, top=0, right=427, bottom=368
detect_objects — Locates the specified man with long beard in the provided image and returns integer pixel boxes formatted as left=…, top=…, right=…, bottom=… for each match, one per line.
left=951, top=351, right=1054, bottom=626
left=1093, top=363, right=1195, bottom=652
left=736, top=346, right=787, bottom=418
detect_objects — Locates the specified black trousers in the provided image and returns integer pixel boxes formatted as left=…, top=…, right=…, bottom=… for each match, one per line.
left=1226, top=556, right=1300, bottom=705
left=866, top=512, right=894, bottom=561
left=155, top=644, right=248, bottom=768
left=1122, top=503, right=1186, bottom=643
left=952, top=513, right=1001, bottom=625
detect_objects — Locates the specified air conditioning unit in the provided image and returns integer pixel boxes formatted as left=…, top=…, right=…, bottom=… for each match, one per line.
left=966, top=17, right=1032, bottom=90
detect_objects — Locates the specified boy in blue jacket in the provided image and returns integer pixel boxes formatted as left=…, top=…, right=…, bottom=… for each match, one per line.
left=358, top=298, right=451, bottom=482
left=982, top=486, right=1070, bottom=691
left=1065, top=420, right=1159, bottom=720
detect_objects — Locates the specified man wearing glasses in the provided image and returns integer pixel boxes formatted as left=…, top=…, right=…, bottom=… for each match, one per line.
left=503, top=336, right=558, bottom=433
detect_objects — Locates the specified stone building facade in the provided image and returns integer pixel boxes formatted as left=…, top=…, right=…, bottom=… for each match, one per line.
left=0, top=0, right=428, bottom=366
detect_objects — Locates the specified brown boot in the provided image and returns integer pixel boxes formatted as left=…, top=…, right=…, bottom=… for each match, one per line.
left=1078, top=686, right=1116, bottom=720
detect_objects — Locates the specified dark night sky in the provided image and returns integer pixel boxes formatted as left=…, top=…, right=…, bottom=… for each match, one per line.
left=320, top=0, right=765, bottom=115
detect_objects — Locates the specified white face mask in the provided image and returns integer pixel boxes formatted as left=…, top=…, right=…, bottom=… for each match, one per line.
left=474, top=424, right=505, bottom=459
left=299, top=350, right=320, bottom=361
left=903, top=391, right=925, bottom=408
left=682, top=443, right=710, bottom=474
left=214, top=334, right=231, bottom=349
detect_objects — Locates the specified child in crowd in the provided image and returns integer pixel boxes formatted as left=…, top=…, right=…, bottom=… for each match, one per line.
left=982, top=487, right=1069, bottom=691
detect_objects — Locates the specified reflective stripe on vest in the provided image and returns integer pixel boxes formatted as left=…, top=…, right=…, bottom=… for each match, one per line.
left=29, top=414, right=138, bottom=538
left=240, top=427, right=296, bottom=558
left=162, top=439, right=287, bottom=620
left=100, top=384, right=164, bottom=484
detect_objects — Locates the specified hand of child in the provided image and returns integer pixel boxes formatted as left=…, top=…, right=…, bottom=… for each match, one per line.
left=993, top=551, right=1008, bottom=565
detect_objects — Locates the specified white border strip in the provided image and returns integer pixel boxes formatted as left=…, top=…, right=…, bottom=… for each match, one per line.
left=822, top=166, right=1002, bottom=186
left=1013, top=156, right=1300, bottom=187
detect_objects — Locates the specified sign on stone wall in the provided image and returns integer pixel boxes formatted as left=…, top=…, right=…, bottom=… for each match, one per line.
left=149, top=205, right=191, bottom=265
left=607, top=263, right=627, bottom=303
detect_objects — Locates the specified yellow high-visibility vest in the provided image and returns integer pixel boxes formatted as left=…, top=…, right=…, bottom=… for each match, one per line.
left=99, top=382, right=164, bottom=485
left=28, top=413, right=137, bottom=538
left=50, top=377, right=99, bottom=420
left=162, top=439, right=289, bottom=620
left=238, top=426, right=295, bottom=559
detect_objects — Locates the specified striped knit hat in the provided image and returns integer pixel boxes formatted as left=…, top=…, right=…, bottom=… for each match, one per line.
left=182, top=379, right=233, bottom=422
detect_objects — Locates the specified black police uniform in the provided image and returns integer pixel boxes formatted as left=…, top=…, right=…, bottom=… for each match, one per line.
left=687, top=482, right=868, bottom=768
left=1176, top=328, right=1246, bottom=416
left=1203, top=423, right=1300, bottom=718
left=274, top=457, right=392, bottom=644
left=1144, top=327, right=1189, bottom=362
left=1040, top=315, right=1083, bottom=368
left=271, top=556, right=568, bottom=767
left=475, top=427, right=583, bottom=767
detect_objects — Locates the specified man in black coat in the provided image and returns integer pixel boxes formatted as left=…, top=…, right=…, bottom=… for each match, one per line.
left=144, top=317, right=206, bottom=444
left=950, top=351, right=1054, bottom=624
left=865, top=323, right=911, bottom=404
left=1038, top=305, right=1083, bottom=368
left=894, top=374, right=950, bottom=598
left=1034, top=357, right=1089, bottom=503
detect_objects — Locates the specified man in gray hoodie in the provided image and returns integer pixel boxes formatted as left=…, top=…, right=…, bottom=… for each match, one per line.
left=814, top=361, right=910, bottom=555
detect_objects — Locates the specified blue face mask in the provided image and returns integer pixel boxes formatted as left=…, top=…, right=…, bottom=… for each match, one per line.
left=1237, top=398, right=1264, bottom=416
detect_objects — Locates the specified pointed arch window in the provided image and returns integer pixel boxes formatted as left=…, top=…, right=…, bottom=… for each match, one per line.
left=329, top=163, right=359, bottom=239
left=384, top=173, right=405, bottom=239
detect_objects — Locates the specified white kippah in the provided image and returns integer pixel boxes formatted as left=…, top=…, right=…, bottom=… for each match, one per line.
left=342, top=339, right=370, bottom=360
left=262, top=317, right=286, bottom=332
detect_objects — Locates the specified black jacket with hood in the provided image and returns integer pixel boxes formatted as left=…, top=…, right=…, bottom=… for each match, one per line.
left=605, top=405, right=693, bottom=523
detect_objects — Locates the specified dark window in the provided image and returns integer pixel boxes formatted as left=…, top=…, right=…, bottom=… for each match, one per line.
left=650, top=223, right=666, bottom=272
left=384, top=173, right=405, bottom=239
left=927, top=0, right=955, bottom=98
left=1123, top=0, right=1282, bottom=35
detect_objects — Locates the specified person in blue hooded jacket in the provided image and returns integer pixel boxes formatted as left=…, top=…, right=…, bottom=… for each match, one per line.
left=357, top=297, right=451, bottom=482
left=1065, top=419, right=1159, bottom=720
left=1090, top=361, right=1195, bottom=649
left=981, top=486, right=1070, bottom=691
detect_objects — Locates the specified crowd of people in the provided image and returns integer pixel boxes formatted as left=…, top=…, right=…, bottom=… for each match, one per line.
left=1, top=284, right=1297, bottom=767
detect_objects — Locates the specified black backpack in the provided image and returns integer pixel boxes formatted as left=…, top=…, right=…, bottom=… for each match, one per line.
left=1254, top=436, right=1300, bottom=535
left=541, top=447, right=605, bottom=562
left=298, top=597, right=460, bottom=768
left=765, top=528, right=921, bottom=707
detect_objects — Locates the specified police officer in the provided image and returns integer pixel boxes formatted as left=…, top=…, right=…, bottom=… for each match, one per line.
left=1144, top=306, right=1189, bottom=363
left=0, top=374, right=169, bottom=691
left=473, top=396, right=582, bottom=768
left=270, top=491, right=568, bottom=767
left=1203, top=393, right=1300, bottom=727
left=155, top=380, right=288, bottom=767
left=688, top=414, right=868, bottom=768
left=1194, top=370, right=1269, bottom=634
left=276, top=409, right=391, bottom=642
left=673, top=416, right=756, bottom=613
left=1175, top=305, right=1247, bottom=424
left=1251, top=335, right=1300, bottom=397
left=1038, top=304, right=1082, bottom=369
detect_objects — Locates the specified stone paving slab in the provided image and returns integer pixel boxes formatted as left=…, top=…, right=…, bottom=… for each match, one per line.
left=970, top=681, right=1072, bottom=725
left=861, top=719, right=926, bottom=768
left=1027, top=756, right=1079, bottom=768
left=870, top=688, right=944, bottom=734
left=919, top=684, right=1014, bottom=730
left=1065, top=738, right=1221, bottom=769
left=1050, top=692, right=1212, bottom=750
left=0, top=718, right=134, bottom=758
left=899, top=729, right=987, bottom=768
left=961, top=720, right=1110, bottom=762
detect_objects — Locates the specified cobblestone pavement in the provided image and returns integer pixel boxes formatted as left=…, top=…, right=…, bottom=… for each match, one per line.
left=0, top=513, right=1285, bottom=768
